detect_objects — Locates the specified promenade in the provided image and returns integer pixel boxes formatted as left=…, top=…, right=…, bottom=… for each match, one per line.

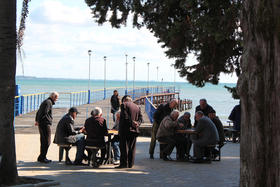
left=15, top=134, right=240, bottom=187
left=14, top=100, right=240, bottom=187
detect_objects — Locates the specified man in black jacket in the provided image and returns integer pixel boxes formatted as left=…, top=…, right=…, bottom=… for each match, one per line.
left=149, top=98, right=178, bottom=159
left=111, top=90, right=120, bottom=122
left=53, top=107, right=86, bottom=165
left=35, top=92, right=59, bottom=163
left=194, top=98, right=214, bottom=127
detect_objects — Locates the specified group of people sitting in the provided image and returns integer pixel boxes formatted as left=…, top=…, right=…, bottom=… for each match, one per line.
left=53, top=106, right=110, bottom=166
left=149, top=98, right=226, bottom=163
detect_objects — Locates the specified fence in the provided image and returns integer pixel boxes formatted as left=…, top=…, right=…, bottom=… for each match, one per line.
left=14, top=86, right=175, bottom=116
left=145, top=97, right=157, bottom=123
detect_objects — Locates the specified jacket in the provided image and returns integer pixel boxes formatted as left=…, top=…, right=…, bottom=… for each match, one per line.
left=84, top=116, right=108, bottom=146
left=211, top=117, right=225, bottom=143
left=53, top=114, right=77, bottom=144
left=192, top=116, right=219, bottom=145
left=153, top=103, right=172, bottom=125
left=156, top=115, right=178, bottom=139
left=119, top=101, right=143, bottom=135
left=35, top=97, right=55, bottom=125
left=111, top=94, right=120, bottom=111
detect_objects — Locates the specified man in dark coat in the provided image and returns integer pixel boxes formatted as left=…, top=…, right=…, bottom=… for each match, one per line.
left=228, top=103, right=241, bottom=131
left=149, top=98, right=178, bottom=159
left=53, top=107, right=85, bottom=165
left=116, top=95, right=143, bottom=168
left=111, top=90, right=120, bottom=122
left=35, top=92, right=59, bottom=163
left=177, top=112, right=192, bottom=158
left=84, top=107, right=108, bottom=164
left=194, top=98, right=214, bottom=127
left=191, top=111, right=219, bottom=162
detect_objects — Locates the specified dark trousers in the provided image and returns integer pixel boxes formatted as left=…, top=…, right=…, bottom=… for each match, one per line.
left=149, top=121, right=159, bottom=155
left=38, top=124, right=51, bottom=160
left=119, top=132, right=137, bottom=167
left=158, top=136, right=186, bottom=158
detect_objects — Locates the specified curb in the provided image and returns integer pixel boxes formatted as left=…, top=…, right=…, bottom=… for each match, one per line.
left=11, top=181, right=60, bottom=187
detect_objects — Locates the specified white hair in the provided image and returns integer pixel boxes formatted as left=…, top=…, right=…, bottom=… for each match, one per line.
left=92, top=107, right=102, bottom=116
left=170, top=110, right=180, bottom=117
left=49, top=91, right=59, bottom=98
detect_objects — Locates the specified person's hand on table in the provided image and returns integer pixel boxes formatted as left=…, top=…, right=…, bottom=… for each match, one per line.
left=35, top=121, right=39, bottom=126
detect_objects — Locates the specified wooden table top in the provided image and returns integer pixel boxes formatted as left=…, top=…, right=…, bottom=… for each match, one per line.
left=176, top=129, right=197, bottom=134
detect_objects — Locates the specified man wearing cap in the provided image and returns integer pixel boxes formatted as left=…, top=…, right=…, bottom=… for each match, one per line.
left=35, top=92, right=59, bottom=163
left=54, top=107, right=86, bottom=165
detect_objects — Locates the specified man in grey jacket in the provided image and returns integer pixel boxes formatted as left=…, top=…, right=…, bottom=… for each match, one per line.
left=53, top=107, right=86, bottom=165
left=156, top=110, right=184, bottom=161
left=191, top=111, right=219, bottom=162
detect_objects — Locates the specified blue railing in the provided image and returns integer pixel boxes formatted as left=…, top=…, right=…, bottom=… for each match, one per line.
left=145, top=97, right=157, bottom=123
left=14, top=86, right=175, bottom=116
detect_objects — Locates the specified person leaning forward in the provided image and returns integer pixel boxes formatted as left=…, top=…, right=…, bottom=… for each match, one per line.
left=149, top=98, right=178, bottom=159
left=53, top=107, right=86, bottom=165
left=35, top=92, right=59, bottom=163
left=156, top=110, right=184, bottom=161
left=191, top=111, right=219, bottom=163
left=116, top=95, right=143, bottom=169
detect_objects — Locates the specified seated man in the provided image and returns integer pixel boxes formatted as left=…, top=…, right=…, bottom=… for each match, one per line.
left=111, top=111, right=120, bottom=165
left=177, top=112, right=192, bottom=159
left=84, top=107, right=108, bottom=165
left=156, top=110, right=185, bottom=161
left=53, top=107, right=86, bottom=165
left=191, top=111, right=219, bottom=163
left=208, top=110, right=225, bottom=158
left=228, top=103, right=241, bottom=142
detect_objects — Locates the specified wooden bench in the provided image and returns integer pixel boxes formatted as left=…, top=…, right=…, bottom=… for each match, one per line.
left=205, top=144, right=222, bottom=162
left=159, top=141, right=168, bottom=159
left=85, top=145, right=105, bottom=168
left=58, top=144, right=72, bottom=165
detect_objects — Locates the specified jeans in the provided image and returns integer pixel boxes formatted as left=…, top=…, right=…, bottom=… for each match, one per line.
left=112, top=140, right=120, bottom=161
left=149, top=121, right=159, bottom=155
left=74, top=134, right=86, bottom=163
left=111, top=108, right=118, bottom=122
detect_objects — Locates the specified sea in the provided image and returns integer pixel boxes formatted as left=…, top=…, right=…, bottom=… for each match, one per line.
left=16, top=76, right=239, bottom=125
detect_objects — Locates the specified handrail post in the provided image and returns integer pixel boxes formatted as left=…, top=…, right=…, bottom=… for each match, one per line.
left=104, top=88, right=106, bottom=100
left=88, top=90, right=90, bottom=104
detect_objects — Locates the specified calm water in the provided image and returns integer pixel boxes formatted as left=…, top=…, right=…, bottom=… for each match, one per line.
left=16, top=77, right=239, bottom=124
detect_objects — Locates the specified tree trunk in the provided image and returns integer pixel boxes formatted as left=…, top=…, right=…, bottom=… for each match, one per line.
left=0, top=0, right=18, bottom=185
left=239, top=0, right=280, bottom=186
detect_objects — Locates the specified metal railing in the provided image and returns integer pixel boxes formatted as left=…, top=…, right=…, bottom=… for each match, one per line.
left=145, top=97, right=157, bottom=123
left=14, top=86, right=175, bottom=116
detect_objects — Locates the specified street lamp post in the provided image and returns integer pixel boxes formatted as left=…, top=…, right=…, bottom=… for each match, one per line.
left=104, top=56, right=107, bottom=99
left=132, top=56, right=136, bottom=99
left=156, top=66, right=159, bottom=82
left=125, top=54, right=128, bottom=95
left=147, top=62, right=150, bottom=94
left=88, top=50, right=92, bottom=91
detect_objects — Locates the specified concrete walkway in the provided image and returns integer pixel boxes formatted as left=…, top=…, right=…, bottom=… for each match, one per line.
left=16, top=134, right=240, bottom=187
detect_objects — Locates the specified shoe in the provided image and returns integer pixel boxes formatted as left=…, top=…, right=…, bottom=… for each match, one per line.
left=115, top=165, right=127, bottom=169
left=163, top=155, right=173, bottom=161
left=128, top=164, right=133, bottom=168
left=38, top=158, right=52, bottom=163
left=74, top=161, right=87, bottom=166
left=113, top=160, right=120, bottom=165
left=65, top=160, right=73, bottom=165
left=82, top=154, right=89, bottom=161
left=150, top=154, right=154, bottom=159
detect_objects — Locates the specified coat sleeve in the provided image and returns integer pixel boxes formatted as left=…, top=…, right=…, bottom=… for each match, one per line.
left=65, top=119, right=76, bottom=136
left=153, top=104, right=163, bottom=124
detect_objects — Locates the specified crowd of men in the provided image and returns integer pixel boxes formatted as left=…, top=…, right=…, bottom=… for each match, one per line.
left=35, top=90, right=240, bottom=167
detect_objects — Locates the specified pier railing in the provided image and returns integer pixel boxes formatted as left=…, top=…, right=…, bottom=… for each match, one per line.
left=14, top=86, right=175, bottom=116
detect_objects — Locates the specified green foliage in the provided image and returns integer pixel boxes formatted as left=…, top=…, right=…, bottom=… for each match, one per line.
left=224, top=85, right=240, bottom=99
left=85, top=0, right=242, bottom=87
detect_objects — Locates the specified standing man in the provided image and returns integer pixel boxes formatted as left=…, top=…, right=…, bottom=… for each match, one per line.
left=35, top=92, right=59, bottom=163
left=111, top=90, right=120, bottom=122
left=53, top=107, right=86, bottom=165
left=149, top=98, right=178, bottom=159
left=116, top=95, right=143, bottom=168
left=194, top=98, right=214, bottom=127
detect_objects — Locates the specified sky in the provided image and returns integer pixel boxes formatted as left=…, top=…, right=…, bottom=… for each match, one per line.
left=16, top=0, right=238, bottom=83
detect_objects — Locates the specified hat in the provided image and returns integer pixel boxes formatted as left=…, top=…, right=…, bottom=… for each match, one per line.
left=69, top=107, right=80, bottom=114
